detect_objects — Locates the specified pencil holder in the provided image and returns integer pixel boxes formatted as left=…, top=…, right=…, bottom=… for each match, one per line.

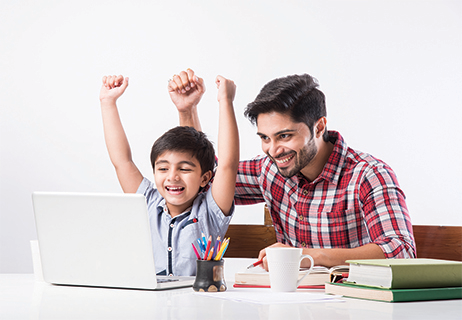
left=193, top=259, right=227, bottom=292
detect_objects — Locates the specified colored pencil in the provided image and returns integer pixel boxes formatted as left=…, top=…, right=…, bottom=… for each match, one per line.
left=204, top=235, right=212, bottom=260
left=192, top=243, right=201, bottom=260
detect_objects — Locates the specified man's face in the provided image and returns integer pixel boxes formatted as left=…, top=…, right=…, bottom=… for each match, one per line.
left=256, top=112, right=317, bottom=178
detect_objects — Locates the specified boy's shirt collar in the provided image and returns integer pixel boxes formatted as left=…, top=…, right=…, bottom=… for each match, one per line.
left=157, top=198, right=192, bottom=219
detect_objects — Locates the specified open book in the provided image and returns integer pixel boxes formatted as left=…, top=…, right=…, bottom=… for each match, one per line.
left=234, top=265, right=349, bottom=289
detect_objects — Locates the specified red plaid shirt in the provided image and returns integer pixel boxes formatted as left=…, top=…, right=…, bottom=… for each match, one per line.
left=235, top=131, right=415, bottom=258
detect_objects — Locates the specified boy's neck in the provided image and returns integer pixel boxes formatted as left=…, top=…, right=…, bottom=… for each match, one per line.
left=165, top=203, right=194, bottom=218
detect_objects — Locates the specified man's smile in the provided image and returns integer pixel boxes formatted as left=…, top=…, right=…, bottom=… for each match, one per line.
left=273, top=152, right=295, bottom=166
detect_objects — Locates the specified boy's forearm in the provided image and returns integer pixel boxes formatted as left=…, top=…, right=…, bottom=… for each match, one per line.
left=211, top=98, right=239, bottom=216
left=100, top=101, right=133, bottom=167
left=218, top=100, right=239, bottom=168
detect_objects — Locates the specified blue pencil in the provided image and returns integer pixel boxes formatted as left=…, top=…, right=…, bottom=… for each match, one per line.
left=212, top=236, right=221, bottom=259
left=196, top=239, right=205, bottom=254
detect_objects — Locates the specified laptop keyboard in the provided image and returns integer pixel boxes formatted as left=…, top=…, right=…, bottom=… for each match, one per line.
left=157, top=278, right=180, bottom=283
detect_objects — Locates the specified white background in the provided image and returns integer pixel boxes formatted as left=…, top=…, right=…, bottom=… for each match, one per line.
left=1, top=0, right=461, bottom=273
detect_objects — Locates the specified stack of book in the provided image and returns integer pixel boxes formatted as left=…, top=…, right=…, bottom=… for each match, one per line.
left=234, top=265, right=349, bottom=289
left=325, top=258, right=462, bottom=302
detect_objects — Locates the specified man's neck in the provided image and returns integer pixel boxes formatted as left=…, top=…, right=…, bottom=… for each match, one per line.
left=299, top=140, right=335, bottom=182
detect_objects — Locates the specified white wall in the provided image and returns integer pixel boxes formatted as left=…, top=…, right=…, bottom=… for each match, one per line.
left=1, top=0, right=461, bottom=273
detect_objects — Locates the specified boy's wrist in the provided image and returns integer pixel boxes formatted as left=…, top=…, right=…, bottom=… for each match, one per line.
left=218, top=98, right=234, bottom=105
left=100, top=99, right=118, bottom=108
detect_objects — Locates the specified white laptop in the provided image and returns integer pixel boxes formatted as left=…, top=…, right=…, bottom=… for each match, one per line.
left=32, top=192, right=195, bottom=290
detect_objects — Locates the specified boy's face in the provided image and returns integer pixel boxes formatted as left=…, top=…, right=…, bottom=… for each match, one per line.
left=154, top=151, right=211, bottom=217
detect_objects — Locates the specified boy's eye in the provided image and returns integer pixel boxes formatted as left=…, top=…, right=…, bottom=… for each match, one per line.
left=180, top=168, right=192, bottom=172
left=279, top=134, right=291, bottom=139
left=157, top=168, right=168, bottom=172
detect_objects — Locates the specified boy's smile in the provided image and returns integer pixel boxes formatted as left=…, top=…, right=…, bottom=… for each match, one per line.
left=154, top=151, right=211, bottom=217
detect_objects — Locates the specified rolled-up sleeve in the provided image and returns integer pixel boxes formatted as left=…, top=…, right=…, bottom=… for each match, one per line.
left=360, top=165, right=416, bottom=258
left=234, top=157, right=266, bottom=205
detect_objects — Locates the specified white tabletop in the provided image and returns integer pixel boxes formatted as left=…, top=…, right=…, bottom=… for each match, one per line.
left=2, top=259, right=461, bottom=320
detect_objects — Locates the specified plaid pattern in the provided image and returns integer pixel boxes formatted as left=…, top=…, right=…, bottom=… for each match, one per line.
left=235, top=131, right=415, bottom=258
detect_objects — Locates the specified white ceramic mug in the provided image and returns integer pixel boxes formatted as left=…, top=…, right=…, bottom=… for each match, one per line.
left=266, top=247, right=314, bottom=292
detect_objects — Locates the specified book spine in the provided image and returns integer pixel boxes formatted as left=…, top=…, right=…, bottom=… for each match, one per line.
left=391, top=265, right=462, bottom=289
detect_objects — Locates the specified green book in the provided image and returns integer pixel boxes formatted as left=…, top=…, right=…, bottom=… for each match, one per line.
left=325, top=282, right=462, bottom=303
left=345, top=258, right=462, bottom=289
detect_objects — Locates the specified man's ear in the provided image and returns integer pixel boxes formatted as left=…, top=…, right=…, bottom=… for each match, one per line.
left=200, top=170, right=213, bottom=187
left=315, top=117, right=327, bottom=138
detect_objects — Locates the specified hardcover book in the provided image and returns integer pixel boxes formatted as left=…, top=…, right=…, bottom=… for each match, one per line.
left=345, top=258, right=462, bottom=289
left=325, top=281, right=462, bottom=303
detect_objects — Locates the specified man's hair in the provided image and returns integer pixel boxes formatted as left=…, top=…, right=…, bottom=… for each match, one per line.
left=244, top=74, right=329, bottom=141
left=150, top=126, right=215, bottom=175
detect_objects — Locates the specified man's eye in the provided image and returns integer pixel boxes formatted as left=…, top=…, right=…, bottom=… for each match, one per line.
left=280, top=134, right=291, bottom=139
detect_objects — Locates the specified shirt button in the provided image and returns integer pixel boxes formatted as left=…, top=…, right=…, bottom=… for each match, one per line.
left=299, top=215, right=304, bottom=221
left=169, top=273, right=173, bottom=276
left=170, top=223, right=174, bottom=228
left=301, top=242, right=306, bottom=247
left=168, top=247, right=172, bottom=251
left=303, top=190, right=309, bottom=195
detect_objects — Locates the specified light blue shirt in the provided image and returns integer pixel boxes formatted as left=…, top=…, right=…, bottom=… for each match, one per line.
left=136, top=177, right=233, bottom=276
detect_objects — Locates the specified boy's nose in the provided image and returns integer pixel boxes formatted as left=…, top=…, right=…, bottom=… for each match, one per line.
left=167, top=170, right=180, bottom=181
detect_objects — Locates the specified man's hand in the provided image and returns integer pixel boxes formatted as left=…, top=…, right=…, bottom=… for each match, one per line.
left=168, top=69, right=206, bottom=113
left=257, top=243, right=292, bottom=271
left=99, top=75, right=129, bottom=103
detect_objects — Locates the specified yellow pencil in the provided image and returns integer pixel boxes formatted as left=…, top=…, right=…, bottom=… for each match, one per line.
left=214, top=237, right=230, bottom=260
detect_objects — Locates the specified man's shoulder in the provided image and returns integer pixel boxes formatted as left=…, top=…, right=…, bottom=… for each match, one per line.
left=330, top=132, right=397, bottom=182
left=238, top=155, right=276, bottom=174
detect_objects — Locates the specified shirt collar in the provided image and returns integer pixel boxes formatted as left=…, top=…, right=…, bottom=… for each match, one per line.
left=315, top=130, right=347, bottom=185
left=156, top=198, right=192, bottom=219
left=297, top=130, right=347, bottom=186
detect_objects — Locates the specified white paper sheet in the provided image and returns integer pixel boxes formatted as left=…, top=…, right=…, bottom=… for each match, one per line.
left=195, top=288, right=343, bottom=305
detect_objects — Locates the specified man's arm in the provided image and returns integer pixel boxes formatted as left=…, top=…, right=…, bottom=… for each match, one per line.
left=211, top=76, right=239, bottom=216
left=257, top=165, right=414, bottom=270
left=169, top=69, right=266, bottom=207
left=168, top=69, right=205, bottom=131
left=99, top=75, right=143, bottom=193
left=258, top=242, right=385, bottom=270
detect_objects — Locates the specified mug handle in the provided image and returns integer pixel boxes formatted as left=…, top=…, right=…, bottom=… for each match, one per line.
left=296, top=254, right=314, bottom=287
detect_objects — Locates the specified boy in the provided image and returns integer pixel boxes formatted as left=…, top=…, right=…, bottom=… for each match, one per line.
left=99, top=70, right=238, bottom=276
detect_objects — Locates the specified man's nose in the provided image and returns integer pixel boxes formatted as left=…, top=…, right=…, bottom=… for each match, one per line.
left=267, top=141, right=282, bottom=158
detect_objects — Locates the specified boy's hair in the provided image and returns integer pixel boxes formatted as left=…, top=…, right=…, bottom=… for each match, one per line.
left=150, top=126, right=215, bottom=175
left=244, top=74, right=329, bottom=142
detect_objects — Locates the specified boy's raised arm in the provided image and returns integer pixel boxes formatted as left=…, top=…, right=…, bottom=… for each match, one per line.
left=211, top=76, right=239, bottom=216
left=99, top=75, right=143, bottom=193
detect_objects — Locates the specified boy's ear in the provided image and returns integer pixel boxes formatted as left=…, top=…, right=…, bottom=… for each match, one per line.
left=200, top=170, right=213, bottom=187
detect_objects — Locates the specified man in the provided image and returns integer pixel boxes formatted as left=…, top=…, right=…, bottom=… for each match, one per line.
left=169, top=70, right=415, bottom=269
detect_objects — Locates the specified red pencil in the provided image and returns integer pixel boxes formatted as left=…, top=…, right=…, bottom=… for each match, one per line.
left=247, top=259, right=263, bottom=269
left=192, top=243, right=201, bottom=260
left=203, top=235, right=212, bottom=260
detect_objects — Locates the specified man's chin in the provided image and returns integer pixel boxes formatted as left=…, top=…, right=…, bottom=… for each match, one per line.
left=277, top=166, right=298, bottom=178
